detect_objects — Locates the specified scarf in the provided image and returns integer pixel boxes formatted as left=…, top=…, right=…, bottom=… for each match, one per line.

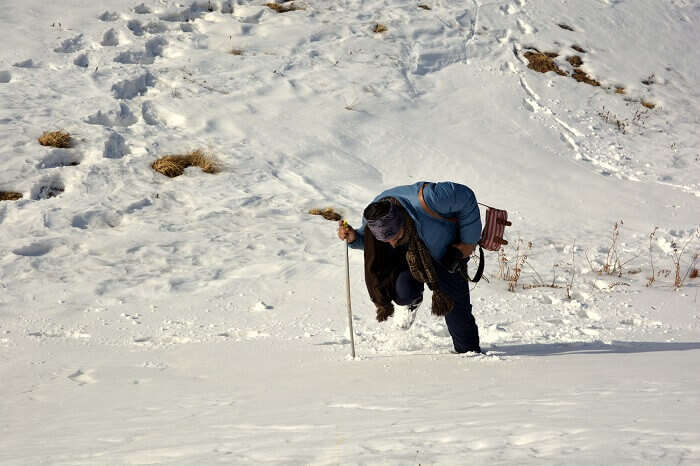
left=388, top=199, right=455, bottom=317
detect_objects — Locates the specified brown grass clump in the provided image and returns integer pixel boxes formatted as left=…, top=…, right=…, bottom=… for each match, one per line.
left=571, top=68, right=601, bottom=87
left=38, top=130, right=73, bottom=148
left=373, top=23, right=388, bottom=33
left=690, top=268, right=699, bottom=279
left=265, top=2, right=303, bottom=13
left=523, top=51, right=567, bottom=76
left=641, top=99, right=656, bottom=109
left=309, top=207, right=343, bottom=222
left=230, top=49, right=244, bottom=56
left=152, top=150, right=221, bottom=178
left=0, top=191, right=23, bottom=201
left=615, top=86, right=626, bottom=94
left=567, top=55, right=583, bottom=67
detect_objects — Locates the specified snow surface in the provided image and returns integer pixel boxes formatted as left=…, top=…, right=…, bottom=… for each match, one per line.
left=1, top=0, right=699, bottom=464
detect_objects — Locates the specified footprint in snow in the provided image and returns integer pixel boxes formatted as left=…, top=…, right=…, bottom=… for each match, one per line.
left=111, top=72, right=156, bottom=99
left=13, top=59, right=40, bottom=68
left=68, top=369, right=97, bottom=385
left=31, top=175, right=65, bottom=200
left=127, top=17, right=169, bottom=36
left=12, top=242, right=53, bottom=257
left=104, top=131, right=130, bottom=159
left=86, top=102, right=138, bottom=126
left=72, top=209, right=123, bottom=229
left=74, top=54, right=89, bottom=68
left=517, top=19, right=536, bottom=34
left=134, top=3, right=153, bottom=14
left=99, top=11, right=120, bottom=22
left=54, top=34, right=85, bottom=53
left=101, top=28, right=120, bottom=46
left=37, top=149, right=83, bottom=169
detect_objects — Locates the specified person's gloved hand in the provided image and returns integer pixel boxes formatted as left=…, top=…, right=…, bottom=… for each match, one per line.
left=376, top=305, right=394, bottom=322
left=442, top=247, right=465, bottom=273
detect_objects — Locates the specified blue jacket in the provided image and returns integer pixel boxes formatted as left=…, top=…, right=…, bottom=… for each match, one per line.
left=349, top=181, right=482, bottom=260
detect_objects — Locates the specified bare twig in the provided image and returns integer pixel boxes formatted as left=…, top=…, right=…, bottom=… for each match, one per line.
left=567, top=241, right=576, bottom=299
left=646, top=227, right=658, bottom=287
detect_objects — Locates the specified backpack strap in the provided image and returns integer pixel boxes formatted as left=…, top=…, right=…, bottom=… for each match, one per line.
left=463, top=246, right=485, bottom=283
left=418, top=183, right=457, bottom=223
left=418, top=183, right=483, bottom=283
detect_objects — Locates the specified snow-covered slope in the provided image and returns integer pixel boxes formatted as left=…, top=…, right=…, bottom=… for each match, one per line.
left=1, top=1, right=699, bottom=464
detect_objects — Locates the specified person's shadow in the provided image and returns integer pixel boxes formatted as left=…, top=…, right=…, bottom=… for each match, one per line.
left=490, top=340, right=700, bottom=357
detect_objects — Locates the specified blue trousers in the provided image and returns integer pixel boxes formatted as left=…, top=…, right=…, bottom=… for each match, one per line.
left=393, top=263, right=481, bottom=353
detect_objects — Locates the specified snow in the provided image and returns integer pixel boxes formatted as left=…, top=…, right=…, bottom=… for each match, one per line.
left=1, top=0, right=699, bottom=464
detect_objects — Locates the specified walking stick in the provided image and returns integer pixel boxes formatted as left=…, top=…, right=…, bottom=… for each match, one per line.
left=309, top=208, right=357, bottom=359
left=344, top=237, right=356, bottom=359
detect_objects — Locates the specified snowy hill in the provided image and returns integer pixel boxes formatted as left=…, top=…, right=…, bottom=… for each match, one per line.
left=1, top=0, right=699, bottom=464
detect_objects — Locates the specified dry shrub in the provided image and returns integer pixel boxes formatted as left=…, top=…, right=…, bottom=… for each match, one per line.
left=572, top=68, right=601, bottom=87
left=571, top=44, right=587, bottom=54
left=265, top=2, right=303, bottom=13
left=498, top=240, right=533, bottom=292
left=373, top=23, right=388, bottom=33
left=641, top=99, right=656, bottom=109
left=670, top=231, right=699, bottom=289
left=418, top=4, right=432, bottom=10
left=309, top=207, right=343, bottom=222
left=523, top=51, right=567, bottom=76
left=0, top=191, right=23, bottom=201
left=38, top=130, right=73, bottom=148
left=152, top=150, right=221, bottom=178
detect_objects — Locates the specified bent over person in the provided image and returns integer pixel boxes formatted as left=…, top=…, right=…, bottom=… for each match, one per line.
left=338, top=181, right=483, bottom=354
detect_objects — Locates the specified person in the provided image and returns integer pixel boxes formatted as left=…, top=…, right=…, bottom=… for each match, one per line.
left=338, top=181, right=483, bottom=354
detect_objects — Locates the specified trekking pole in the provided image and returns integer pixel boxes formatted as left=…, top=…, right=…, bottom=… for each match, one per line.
left=344, top=235, right=356, bottom=359
left=308, top=208, right=356, bottom=359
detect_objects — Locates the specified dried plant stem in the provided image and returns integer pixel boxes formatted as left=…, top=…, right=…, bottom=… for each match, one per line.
left=567, top=241, right=576, bottom=299
left=671, top=229, right=700, bottom=289
left=646, top=227, right=658, bottom=287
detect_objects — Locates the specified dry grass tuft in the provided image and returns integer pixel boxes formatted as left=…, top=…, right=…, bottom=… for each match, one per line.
left=571, top=68, right=601, bottom=87
left=373, top=23, right=388, bottom=33
left=523, top=51, right=567, bottom=76
left=641, top=99, right=656, bottom=109
left=571, top=44, right=587, bottom=54
left=0, top=191, right=23, bottom=201
left=690, top=268, right=699, bottom=279
left=567, top=55, right=583, bottom=67
left=230, top=49, right=244, bottom=56
left=38, top=130, right=73, bottom=148
left=152, top=150, right=221, bottom=178
left=309, top=207, right=343, bottom=222
left=615, top=86, right=626, bottom=94
left=265, top=2, right=304, bottom=13
left=418, top=4, right=432, bottom=10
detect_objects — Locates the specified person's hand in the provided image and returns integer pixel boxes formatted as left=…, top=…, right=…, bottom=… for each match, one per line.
left=452, top=242, right=477, bottom=258
left=337, top=221, right=357, bottom=243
